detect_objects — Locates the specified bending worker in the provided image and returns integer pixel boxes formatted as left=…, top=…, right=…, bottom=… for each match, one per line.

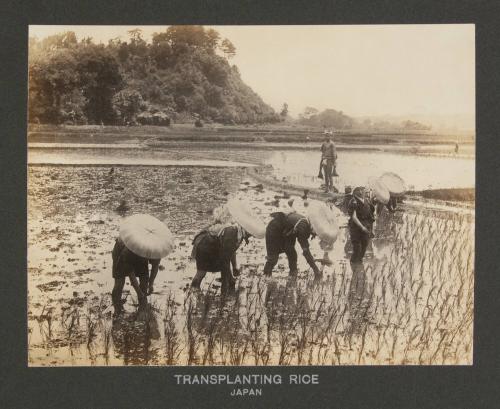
left=263, top=206, right=321, bottom=279
left=112, top=237, right=159, bottom=314
left=191, top=199, right=265, bottom=294
left=112, top=214, right=174, bottom=316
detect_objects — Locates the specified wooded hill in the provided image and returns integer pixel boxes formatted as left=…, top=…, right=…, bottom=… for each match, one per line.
left=28, top=26, right=281, bottom=126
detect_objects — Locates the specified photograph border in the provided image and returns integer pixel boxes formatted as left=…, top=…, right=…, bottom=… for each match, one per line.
left=2, top=0, right=499, bottom=408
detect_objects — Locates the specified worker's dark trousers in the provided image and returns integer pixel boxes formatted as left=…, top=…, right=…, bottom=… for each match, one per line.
left=263, top=218, right=298, bottom=275
left=350, top=226, right=370, bottom=263
left=264, top=245, right=298, bottom=275
left=323, top=159, right=334, bottom=190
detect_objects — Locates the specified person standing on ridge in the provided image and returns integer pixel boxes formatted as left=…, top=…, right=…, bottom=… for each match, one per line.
left=320, top=134, right=337, bottom=192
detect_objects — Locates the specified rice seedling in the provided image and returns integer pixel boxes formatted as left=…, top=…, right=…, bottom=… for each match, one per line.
left=163, top=292, right=182, bottom=365
left=28, top=194, right=473, bottom=366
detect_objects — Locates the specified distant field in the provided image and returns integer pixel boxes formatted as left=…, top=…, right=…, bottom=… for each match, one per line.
left=28, top=124, right=475, bottom=145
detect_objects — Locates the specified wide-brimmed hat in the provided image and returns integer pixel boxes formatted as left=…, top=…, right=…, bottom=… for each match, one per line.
left=226, top=198, right=266, bottom=239
left=306, top=201, right=339, bottom=245
left=380, top=172, right=406, bottom=196
left=368, top=177, right=390, bottom=204
left=119, top=214, right=175, bottom=259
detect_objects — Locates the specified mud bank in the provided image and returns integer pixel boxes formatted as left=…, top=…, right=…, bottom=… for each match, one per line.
left=406, top=188, right=475, bottom=202
left=247, top=166, right=475, bottom=205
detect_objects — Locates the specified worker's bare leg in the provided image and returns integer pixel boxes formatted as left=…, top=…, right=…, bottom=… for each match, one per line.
left=191, top=270, right=207, bottom=288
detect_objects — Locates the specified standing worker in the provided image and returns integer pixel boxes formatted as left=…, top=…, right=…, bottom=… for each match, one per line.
left=320, top=134, right=337, bottom=192
left=347, top=187, right=375, bottom=263
left=263, top=205, right=321, bottom=279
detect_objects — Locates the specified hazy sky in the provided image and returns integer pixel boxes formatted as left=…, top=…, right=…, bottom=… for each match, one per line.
left=30, top=25, right=475, bottom=119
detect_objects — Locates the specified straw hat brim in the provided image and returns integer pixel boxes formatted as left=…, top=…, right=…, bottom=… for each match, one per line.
left=119, top=214, right=175, bottom=259
left=306, top=201, right=339, bottom=244
left=380, top=172, right=406, bottom=195
left=226, top=198, right=266, bottom=239
left=368, top=177, right=390, bottom=204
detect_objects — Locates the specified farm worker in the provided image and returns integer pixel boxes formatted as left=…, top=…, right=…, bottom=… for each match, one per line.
left=111, top=237, right=160, bottom=314
left=191, top=199, right=266, bottom=295
left=347, top=187, right=375, bottom=263
left=263, top=205, right=321, bottom=279
left=112, top=214, right=174, bottom=316
left=372, top=192, right=396, bottom=216
left=377, top=172, right=406, bottom=214
left=320, top=134, right=338, bottom=192
left=341, top=186, right=353, bottom=213
left=386, top=194, right=397, bottom=213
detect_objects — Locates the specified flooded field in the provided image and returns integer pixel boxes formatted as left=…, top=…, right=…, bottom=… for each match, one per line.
left=267, top=150, right=475, bottom=191
left=28, top=143, right=474, bottom=365
left=29, top=144, right=474, bottom=191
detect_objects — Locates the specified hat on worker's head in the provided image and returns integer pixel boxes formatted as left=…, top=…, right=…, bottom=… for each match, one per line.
left=352, top=186, right=365, bottom=200
left=368, top=177, right=390, bottom=204
left=226, top=198, right=266, bottom=239
left=306, top=201, right=339, bottom=246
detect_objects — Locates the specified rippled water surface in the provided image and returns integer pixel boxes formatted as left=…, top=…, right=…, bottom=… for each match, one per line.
left=266, top=150, right=474, bottom=190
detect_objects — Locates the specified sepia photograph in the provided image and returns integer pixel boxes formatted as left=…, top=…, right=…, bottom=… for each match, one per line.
left=27, top=24, right=475, bottom=366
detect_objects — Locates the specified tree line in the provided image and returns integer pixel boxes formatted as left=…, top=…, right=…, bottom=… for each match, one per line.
left=296, top=106, right=431, bottom=131
left=28, top=26, right=281, bottom=126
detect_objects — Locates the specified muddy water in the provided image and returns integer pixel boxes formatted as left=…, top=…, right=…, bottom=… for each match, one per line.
left=28, top=145, right=474, bottom=366
left=266, top=150, right=475, bottom=191
left=29, top=145, right=475, bottom=191
left=27, top=166, right=343, bottom=365
left=28, top=165, right=247, bottom=365
left=28, top=147, right=257, bottom=167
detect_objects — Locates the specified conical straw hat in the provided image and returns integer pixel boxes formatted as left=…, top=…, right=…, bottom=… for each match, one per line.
left=368, top=177, right=390, bottom=204
left=226, top=198, right=266, bottom=239
left=119, top=214, right=175, bottom=259
left=380, top=172, right=406, bottom=196
left=306, top=201, right=339, bottom=245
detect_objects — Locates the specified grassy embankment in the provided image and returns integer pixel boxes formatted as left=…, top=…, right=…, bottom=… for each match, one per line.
left=28, top=124, right=475, bottom=145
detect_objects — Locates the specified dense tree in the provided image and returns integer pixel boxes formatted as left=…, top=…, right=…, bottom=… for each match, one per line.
left=402, top=120, right=431, bottom=131
left=77, top=46, right=123, bottom=123
left=298, top=108, right=354, bottom=129
left=299, top=106, right=318, bottom=120
left=28, top=26, right=279, bottom=125
left=220, top=38, right=236, bottom=59
left=280, top=103, right=289, bottom=118
left=112, top=90, right=145, bottom=124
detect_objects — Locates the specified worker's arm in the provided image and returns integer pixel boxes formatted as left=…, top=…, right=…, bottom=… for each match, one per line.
left=128, top=271, right=146, bottom=304
left=147, top=259, right=160, bottom=295
left=230, top=252, right=240, bottom=276
left=221, top=227, right=240, bottom=277
left=297, top=230, right=320, bottom=275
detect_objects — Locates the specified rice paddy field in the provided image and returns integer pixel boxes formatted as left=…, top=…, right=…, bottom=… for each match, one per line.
left=27, top=143, right=474, bottom=366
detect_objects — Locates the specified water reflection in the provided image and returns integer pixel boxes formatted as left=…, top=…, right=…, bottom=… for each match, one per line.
left=267, top=150, right=474, bottom=190
left=111, top=305, right=161, bottom=365
left=345, top=262, right=372, bottom=337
